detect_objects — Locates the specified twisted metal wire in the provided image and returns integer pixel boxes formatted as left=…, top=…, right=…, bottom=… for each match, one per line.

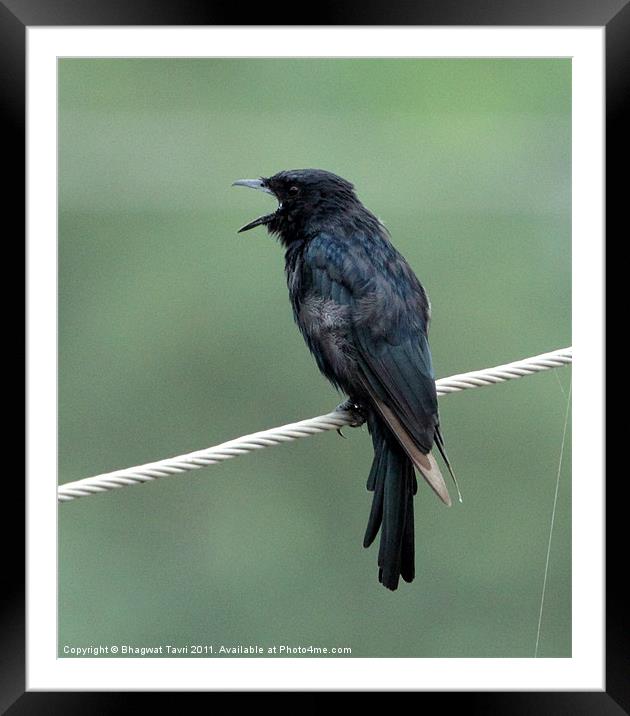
left=58, top=346, right=572, bottom=503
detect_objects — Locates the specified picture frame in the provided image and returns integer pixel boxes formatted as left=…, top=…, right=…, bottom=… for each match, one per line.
left=10, top=0, right=618, bottom=707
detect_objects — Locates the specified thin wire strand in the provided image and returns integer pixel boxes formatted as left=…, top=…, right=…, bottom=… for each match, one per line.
left=534, top=377, right=572, bottom=658
left=553, top=368, right=567, bottom=397
left=58, top=346, right=572, bottom=504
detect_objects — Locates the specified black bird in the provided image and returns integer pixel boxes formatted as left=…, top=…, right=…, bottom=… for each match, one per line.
left=233, top=169, right=456, bottom=590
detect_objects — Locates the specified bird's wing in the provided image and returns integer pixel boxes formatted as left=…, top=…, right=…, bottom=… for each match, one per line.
left=351, top=306, right=451, bottom=506
left=304, top=233, right=451, bottom=505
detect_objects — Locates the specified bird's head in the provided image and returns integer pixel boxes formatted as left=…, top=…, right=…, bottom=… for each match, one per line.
left=232, top=169, right=359, bottom=241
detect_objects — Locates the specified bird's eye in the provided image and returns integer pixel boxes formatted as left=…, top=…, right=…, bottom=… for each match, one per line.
left=289, top=186, right=299, bottom=196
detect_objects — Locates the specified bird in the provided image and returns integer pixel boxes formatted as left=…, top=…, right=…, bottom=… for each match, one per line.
left=232, top=169, right=457, bottom=590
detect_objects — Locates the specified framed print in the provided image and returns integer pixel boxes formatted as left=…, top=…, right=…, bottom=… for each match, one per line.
left=10, top=0, right=620, bottom=708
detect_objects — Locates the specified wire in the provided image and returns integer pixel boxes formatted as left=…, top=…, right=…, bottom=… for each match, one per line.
left=535, top=378, right=572, bottom=657
left=58, top=346, right=572, bottom=504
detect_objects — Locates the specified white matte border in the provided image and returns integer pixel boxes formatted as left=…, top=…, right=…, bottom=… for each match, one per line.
left=27, top=27, right=604, bottom=691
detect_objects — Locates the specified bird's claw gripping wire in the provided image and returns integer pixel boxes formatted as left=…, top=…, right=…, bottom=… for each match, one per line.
left=335, top=399, right=367, bottom=437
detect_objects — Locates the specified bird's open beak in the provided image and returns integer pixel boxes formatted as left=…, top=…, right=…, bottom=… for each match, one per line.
left=232, top=178, right=273, bottom=194
left=232, top=178, right=277, bottom=233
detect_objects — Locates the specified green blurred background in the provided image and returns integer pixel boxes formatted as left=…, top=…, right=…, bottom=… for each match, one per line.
left=58, top=59, right=571, bottom=658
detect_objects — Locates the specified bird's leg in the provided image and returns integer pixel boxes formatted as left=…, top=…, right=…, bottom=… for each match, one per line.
left=335, top=397, right=367, bottom=437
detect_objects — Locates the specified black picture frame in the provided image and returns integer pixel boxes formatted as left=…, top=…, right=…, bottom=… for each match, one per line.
left=9, top=0, right=618, bottom=709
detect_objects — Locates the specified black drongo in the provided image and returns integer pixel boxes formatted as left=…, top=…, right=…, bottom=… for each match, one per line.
left=233, top=169, right=456, bottom=590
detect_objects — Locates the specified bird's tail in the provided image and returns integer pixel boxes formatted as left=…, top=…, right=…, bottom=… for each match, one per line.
left=363, top=413, right=417, bottom=590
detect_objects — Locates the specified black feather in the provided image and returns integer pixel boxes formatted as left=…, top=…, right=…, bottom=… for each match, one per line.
left=235, top=168, right=455, bottom=590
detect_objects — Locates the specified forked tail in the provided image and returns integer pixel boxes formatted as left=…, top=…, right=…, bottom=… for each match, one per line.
left=363, top=414, right=417, bottom=590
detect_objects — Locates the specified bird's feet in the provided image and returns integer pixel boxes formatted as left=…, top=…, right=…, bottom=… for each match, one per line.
left=334, top=398, right=368, bottom=435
